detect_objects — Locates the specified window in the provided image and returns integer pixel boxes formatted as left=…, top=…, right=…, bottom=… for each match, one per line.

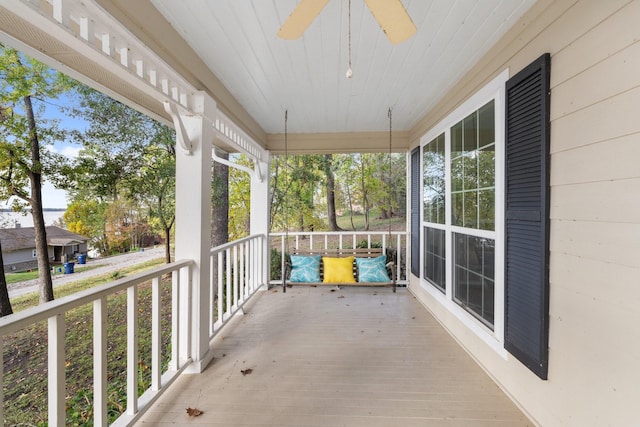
left=420, top=71, right=504, bottom=336
left=417, top=61, right=549, bottom=377
left=450, top=100, right=496, bottom=324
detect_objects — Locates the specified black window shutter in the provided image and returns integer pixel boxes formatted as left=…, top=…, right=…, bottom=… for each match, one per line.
left=504, top=53, right=551, bottom=380
left=410, top=147, right=420, bottom=278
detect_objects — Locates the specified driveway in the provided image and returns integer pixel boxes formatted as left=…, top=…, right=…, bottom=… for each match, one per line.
left=8, top=246, right=166, bottom=298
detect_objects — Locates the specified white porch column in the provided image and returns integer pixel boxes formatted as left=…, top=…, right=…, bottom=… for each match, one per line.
left=250, top=155, right=271, bottom=289
left=173, top=92, right=214, bottom=373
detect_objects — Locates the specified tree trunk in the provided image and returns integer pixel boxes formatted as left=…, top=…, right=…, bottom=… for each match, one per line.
left=25, top=94, right=54, bottom=303
left=211, top=152, right=229, bottom=304
left=0, top=240, right=13, bottom=316
left=324, top=154, right=342, bottom=231
left=211, top=151, right=229, bottom=247
left=164, top=226, right=172, bottom=264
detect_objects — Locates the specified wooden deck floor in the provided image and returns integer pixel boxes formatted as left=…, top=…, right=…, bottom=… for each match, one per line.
left=136, top=287, right=532, bottom=426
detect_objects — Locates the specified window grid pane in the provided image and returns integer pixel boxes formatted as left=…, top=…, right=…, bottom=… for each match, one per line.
left=453, top=233, right=495, bottom=328
left=423, top=226, right=446, bottom=292
left=423, top=133, right=446, bottom=224
left=450, top=101, right=495, bottom=232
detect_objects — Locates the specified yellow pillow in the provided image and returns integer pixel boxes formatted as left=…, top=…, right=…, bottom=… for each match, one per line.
left=322, top=256, right=356, bottom=283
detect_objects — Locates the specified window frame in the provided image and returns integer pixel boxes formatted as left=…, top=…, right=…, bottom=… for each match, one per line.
left=419, top=70, right=508, bottom=355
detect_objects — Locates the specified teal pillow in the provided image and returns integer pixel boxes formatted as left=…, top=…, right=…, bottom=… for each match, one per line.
left=356, top=255, right=390, bottom=282
left=289, top=255, right=321, bottom=283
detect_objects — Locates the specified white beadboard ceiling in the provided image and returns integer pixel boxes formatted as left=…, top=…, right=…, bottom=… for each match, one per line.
left=151, top=0, right=536, bottom=134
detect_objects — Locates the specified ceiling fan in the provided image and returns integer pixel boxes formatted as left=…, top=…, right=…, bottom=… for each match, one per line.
left=277, top=0, right=416, bottom=44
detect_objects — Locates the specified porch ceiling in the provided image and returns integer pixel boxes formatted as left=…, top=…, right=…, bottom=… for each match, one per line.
left=149, top=0, right=536, bottom=136
left=1, top=0, right=537, bottom=153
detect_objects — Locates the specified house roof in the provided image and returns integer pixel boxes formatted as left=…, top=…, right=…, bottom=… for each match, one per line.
left=0, top=226, right=88, bottom=252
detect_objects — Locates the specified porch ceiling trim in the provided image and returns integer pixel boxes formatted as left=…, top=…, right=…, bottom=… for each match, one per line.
left=0, top=0, right=267, bottom=162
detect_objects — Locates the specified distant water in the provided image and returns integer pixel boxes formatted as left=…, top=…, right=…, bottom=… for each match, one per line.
left=0, top=210, right=65, bottom=228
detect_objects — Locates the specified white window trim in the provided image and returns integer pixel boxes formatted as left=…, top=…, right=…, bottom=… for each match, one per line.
left=419, top=69, right=508, bottom=358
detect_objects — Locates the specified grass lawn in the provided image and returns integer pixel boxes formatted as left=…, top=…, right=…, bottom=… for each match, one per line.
left=3, top=257, right=169, bottom=426
left=5, top=264, right=100, bottom=285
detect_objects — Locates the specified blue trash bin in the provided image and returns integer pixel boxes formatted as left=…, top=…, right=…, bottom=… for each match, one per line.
left=77, top=254, right=87, bottom=264
left=63, top=262, right=75, bottom=274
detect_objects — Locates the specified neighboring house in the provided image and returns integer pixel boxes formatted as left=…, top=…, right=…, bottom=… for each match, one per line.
left=0, top=226, right=88, bottom=273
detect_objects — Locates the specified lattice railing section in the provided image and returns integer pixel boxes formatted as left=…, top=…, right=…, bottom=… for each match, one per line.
left=14, top=0, right=194, bottom=109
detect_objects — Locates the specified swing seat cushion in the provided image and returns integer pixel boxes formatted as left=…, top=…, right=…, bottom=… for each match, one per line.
left=322, top=256, right=356, bottom=283
left=356, top=255, right=391, bottom=282
left=289, top=255, right=321, bottom=283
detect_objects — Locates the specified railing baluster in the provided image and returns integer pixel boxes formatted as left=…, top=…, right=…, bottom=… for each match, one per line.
left=48, top=314, right=65, bottom=426
left=94, top=297, right=108, bottom=426
left=209, top=254, right=215, bottom=335
left=171, top=269, right=179, bottom=370
left=151, top=277, right=161, bottom=391
left=239, top=242, right=246, bottom=301
left=217, top=251, right=223, bottom=326
left=225, top=248, right=231, bottom=319
left=233, top=245, right=239, bottom=310
left=126, top=286, right=139, bottom=415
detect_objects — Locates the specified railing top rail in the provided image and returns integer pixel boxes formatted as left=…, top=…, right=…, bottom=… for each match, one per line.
left=0, top=258, right=194, bottom=336
left=270, top=231, right=408, bottom=236
left=210, top=234, right=265, bottom=254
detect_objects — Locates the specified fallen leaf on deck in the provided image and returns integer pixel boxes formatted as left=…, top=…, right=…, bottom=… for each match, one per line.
left=186, top=407, right=203, bottom=417
left=241, top=368, right=253, bottom=376
left=338, top=295, right=345, bottom=299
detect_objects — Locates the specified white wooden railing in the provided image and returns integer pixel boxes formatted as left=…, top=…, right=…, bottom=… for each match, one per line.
left=0, top=259, right=193, bottom=427
left=269, top=231, right=409, bottom=286
left=209, top=234, right=265, bottom=337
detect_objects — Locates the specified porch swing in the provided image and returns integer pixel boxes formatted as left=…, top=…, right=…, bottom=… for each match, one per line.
left=281, top=109, right=397, bottom=293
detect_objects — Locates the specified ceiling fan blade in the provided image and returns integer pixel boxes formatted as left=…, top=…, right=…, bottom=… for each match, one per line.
left=277, top=0, right=330, bottom=40
left=363, top=0, right=416, bottom=44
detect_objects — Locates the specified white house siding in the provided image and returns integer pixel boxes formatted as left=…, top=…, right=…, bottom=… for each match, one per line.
left=2, top=248, right=36, bottom=272
left=408, top=0, right=640, bottom=426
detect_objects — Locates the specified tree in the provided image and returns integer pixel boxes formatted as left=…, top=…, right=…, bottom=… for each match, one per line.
left=323, top=154, right=343, bottom=231
left=0, top=239, right=12, bottom=316
left=211, top=149, right=229, bottom=247
left=131, top=127, right=176, bottom=263
left=0, top=44, right=73, bottom=303
left=227, top=155, right=251, bottom=239
left=64, top=198, right=108, bottom=254
left=66, top=87, right=176, bottom=260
